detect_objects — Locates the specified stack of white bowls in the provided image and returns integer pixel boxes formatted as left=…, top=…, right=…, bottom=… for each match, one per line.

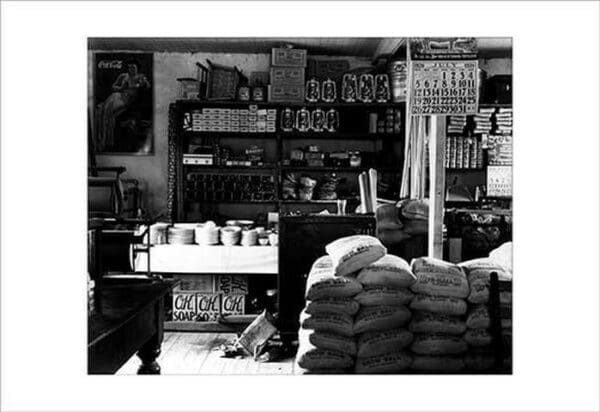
left=240, top=229, right=258, bottom=246
left=220, top=226, right=241, bottom=246
left=194, top=221, right=220, bottom=245
left=168, top=224, right=196, bottom=245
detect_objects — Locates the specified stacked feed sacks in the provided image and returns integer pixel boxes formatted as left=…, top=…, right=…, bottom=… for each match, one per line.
left=408, top=257, right=470, bottom=373
left=459, top=258, right=513, bottom=372
left=353, top=254, right=417, bottom=373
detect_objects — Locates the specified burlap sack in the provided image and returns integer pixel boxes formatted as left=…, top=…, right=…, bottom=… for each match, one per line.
left=463, top=328, right=493, bottom=347
left=402, top=219, right=428, bottom=235
left=409, top=294, right=467, bottom=316
left=355, top=351, right=412, bottom=374
left=356, top=254, right=416, bottom=288
left=408, top=311, right=466, bottom=335
left=354, top=305, right=411, bottom=334
left=357, top=328, right=414, bottom=358
left=298, top=328, right=357, bottom=356
left=305, top=297, right=360, bottom=316
left=461, top=258, right=511, bottom=303
left=410, top=333, right=468, bottom=355
left=305, top=256, right=363, bottom=300
left=325, top=235, right=387, bottom=277
left=466, top=305, right=490, bottom=329
left=295, top=341, right=354, bottom=370
left=464, top=353, right=495, bottom=371
left=300, top=310, right=354, bottom=337
left=411, top=257, right=469, bottom=298
left=399, top=198, right=429, bottom=220
left=410, top=355, right=465, bottom=372
left=354, top=287, right=414, bottom=307
left=294, top=364, right=349, bottom=374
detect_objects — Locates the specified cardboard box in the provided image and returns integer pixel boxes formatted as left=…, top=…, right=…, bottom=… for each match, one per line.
left=270, top=67, right=305, bottom=85
left=272, top=48, right=307, bottom=67
left=268, top=84, right=305, bottom=103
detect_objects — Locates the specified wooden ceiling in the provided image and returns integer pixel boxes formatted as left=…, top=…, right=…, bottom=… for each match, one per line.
left=88, top=38, right=389, bottom=57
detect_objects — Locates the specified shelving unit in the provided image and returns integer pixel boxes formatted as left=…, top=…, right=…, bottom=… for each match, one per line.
left=169, top=99, right=407, bottom=223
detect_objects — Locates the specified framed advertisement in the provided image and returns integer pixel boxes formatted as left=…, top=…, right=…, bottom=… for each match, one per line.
left=92, top=52, right=153, bottom=154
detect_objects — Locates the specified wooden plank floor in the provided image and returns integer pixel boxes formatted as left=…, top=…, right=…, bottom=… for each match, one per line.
left=116, top=332, right=295, bottom=375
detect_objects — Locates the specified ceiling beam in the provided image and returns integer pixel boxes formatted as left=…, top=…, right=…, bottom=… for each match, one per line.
left=372, top=38, right=405, bottom=63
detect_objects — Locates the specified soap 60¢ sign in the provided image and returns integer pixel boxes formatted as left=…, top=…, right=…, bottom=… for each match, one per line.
left=411, top=60, right=479, bottom=115
left=172, top=292, right=245, bottom=322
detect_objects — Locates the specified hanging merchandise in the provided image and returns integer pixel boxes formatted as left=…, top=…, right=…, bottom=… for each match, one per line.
left=341, top=74, right=358, bottom=103
left=296, top=107, right=311, bottom=132
left=388, top=60, right=408, bottom=103
left=305, top=78, right=320, bottom=103
left=358, top=74, right=375, bottom=103
left=321, top=78, right=337, bottom=103
left=280, top=107, right=295, bottom=132
left=375, top=74, right=391, bottom=103
left=325, top=108, right=339, bottom=132
left=311, top=108, right=325, bottom=132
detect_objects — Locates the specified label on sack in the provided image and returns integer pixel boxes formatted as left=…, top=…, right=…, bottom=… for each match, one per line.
left=411, top=274, right=469, bottom=298
left=466, top=305, right=490, bottom=329
left=302, top=330, right=357, bottom=356
left=305, top=297, right=360, bottom=315
left=463, top=328, right=492, bottom=347
left=354, top=287, right=414, bottom=306
left=300, top=311, right=354, bottom=337
left=410, top=333, right=468, bottom=355
left=409, top=294, right=467, bottom=315
left=354, top=306, right=411, bottom=334
left=357, top=328, right=413, bottom=357
left=355, top=351, right=412, bottom=373
left=409, top=311, right=466, bottom=335
left=356, top=254, right=417, bottom=288
left=411, top=257, right=465, bottom=278
left=296, top=348, right=354, bottom=370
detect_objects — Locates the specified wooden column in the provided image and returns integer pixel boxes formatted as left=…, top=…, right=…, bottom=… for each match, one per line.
left=428, top=115, right=446, bottom=258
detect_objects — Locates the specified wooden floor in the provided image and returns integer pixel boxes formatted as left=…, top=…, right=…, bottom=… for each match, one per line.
left=117, top=332, right=295, bottom=375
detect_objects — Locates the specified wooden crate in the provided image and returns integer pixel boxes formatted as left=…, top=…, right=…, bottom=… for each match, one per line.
left=268, top=84, right=305, bottom=103
left=270, top=67, right=305, bottom=85
left=271, top=48, right=307, bottom=67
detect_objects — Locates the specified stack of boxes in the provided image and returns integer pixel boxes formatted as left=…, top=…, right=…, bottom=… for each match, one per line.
left=185, top=106, right=276, bottom=133
left=268, top=47, right=307, bottom=103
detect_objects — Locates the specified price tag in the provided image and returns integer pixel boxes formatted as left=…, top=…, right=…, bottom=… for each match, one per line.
left=411, top=60, right=479, bottom=115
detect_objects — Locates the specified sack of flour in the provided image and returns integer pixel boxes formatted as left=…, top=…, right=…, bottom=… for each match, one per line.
left=305, top=256, right=363, bottom=300
left=460, top=257, right=512, bottom=281
left=354, top=306, right=411, bottom=334
left=300, top=310, right=354, bottom=337
left=305, top=297, right=360, bottom=316
left=464, top=352, right=495, bottom=371
left=410, top=355, right=465, bottom=372
left=466, top=305, right=490, bottom=329
left=408, top=312, right=466, bottom=335
left=460, top=258, right=511, bottom=303
left=355, top=351, right=412, bottom=374
left=411, top=257, right=469, bottom=298
left=325, top=235, right=387, bottom=277
left=410, top=294, right=467, bottom=316
left=294, top=364, right=349, bottom=375
left=402, top=219, right=428, bottom=235
left=295, top=341, right=354, bottom=370
left=298, top=328, right=357, bottom=356
left=463, top=328, right=493, bottom=347
left=356, top=254, right=416, bottom=288
left=411, top=333, right=468, bottom=355
left=357, top=328, right=414, bottom=358
left=354, top=287, right=414, bottom=307
left=399, top=198, right=429, bottom=220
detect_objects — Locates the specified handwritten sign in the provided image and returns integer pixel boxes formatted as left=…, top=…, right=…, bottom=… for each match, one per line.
left=216, top=275, right=248, bottom=295
left=487, top=166, right=512, bottom=197
left=221, top=294, right=245, bottom=316
left=411, top=60, right=479, bottom=115
left=172, top=292, right=221, bottom=322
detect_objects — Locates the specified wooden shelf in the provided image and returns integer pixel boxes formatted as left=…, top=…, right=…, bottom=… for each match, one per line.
left=185, top=199, right=278, bottom=204
left=280, top=165, right=401, bottom=173
left=183, top=164, right=277, bottom=170
left=479, top=103, right=512, bottom=108
left=177, top=99, right=405, bottom=108
left=280, top=132, right=400, bottom=139
left=279, top=198, right=360, bottom=204
left=446, top=168, right=485, bottom=172
left=183, top=131, right=276, bottom=138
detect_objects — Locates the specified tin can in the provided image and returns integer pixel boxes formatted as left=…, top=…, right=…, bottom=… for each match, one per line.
left=321, top=78, right=336, bottom=103
left=296, top=107, right=311, bottom=132
left=305, top=78, right=320, bottom=103
left=325, top=108, right=339, bottom=132
left=252, top=87, right=265, bottom=102
left=375, top=74, right=391, bottom=103
left=341, top=74, right=358, bottom=103
left=311, top=108, right=325, bottom=132
left=280, top=108, right=294, bottom=132
left=358, top=74, right=374, bottom=103
left=238, top=86, right=250, bottom=101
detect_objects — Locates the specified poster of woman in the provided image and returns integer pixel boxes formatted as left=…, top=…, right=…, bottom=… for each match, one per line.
left=93, top=53, right=153, bottom=154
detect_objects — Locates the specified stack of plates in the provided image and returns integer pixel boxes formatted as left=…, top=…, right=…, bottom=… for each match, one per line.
left=150, top=223, right=169, bottom=245
left=220, top=226, right=241, bottom=246
left=240, top=229, right=258, bottom=246
left=195, top=221, right=220, bottom=245
left=168, top=226, right=195, bottom=244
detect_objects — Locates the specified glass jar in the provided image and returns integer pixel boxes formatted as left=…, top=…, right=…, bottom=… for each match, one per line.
left=341, top=74, right=358, bottom=103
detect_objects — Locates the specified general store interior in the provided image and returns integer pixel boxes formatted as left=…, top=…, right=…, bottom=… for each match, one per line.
left=87, top=37, right=513, bottom=375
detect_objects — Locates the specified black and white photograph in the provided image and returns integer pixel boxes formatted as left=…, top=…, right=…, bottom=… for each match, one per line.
left=87, top=36, right=513, bottom=375
left=1, top=2, right=599, bottom=412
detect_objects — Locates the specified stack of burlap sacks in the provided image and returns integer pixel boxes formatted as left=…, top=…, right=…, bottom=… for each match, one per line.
left=408, top=257, right=470, bottom=372
left=459, top=257, right=513, bottom=371
left=295, top=235, right=418, bottom=374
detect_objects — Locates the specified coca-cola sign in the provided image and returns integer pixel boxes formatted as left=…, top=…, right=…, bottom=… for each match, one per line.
left=97, top=60, right=123, bottom=70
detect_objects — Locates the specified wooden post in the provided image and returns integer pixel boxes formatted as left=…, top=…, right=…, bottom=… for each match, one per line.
left=428, top=115, right=446, bottom=258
